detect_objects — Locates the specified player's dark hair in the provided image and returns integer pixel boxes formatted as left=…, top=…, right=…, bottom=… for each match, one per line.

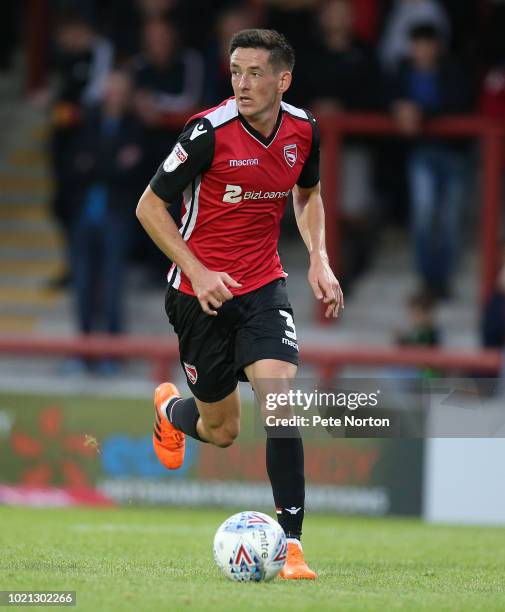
left=229, top=29, right=295, bottom=72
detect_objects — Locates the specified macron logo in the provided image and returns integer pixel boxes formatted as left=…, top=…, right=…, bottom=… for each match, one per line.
left=190, top=122, right=207, bottom=141
left=285, top=507, right=302, bottom=515
left=229, top=158, right=259, bottom=167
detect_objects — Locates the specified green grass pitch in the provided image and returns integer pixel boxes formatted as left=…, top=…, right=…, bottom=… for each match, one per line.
left=1, top=507, right=505, bottom=611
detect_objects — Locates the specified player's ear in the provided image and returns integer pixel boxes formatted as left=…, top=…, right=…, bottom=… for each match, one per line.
left=278, top=70, right=292, bottom=94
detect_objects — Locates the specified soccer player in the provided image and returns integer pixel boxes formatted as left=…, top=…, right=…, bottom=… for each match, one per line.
left=136, top=29, right=343, bottom=580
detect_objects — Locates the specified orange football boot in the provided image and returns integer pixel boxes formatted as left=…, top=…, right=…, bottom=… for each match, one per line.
left=279, top=542, right=317, bottom=580
left=153, top=382, right=185, bottom=470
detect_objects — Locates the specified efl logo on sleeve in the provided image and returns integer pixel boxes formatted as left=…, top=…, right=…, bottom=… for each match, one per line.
left=174, top=142, right=188, bottom=163
left=163, top=143, right=188, bottom=172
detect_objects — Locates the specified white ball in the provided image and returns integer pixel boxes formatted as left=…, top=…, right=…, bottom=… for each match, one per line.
left=213, top=511, right=287, bottom=582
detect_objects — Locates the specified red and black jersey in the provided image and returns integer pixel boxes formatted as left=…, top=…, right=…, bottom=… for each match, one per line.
left=150, top=97, right=320, bottom=296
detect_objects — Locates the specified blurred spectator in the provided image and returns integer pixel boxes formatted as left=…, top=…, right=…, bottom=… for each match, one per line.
left=202, top=6, right=256, bottom=106
left=132, top=18, right=203, bottom=122
left=39, top=13, right=114, bottom=289
left=70, top=70, right=144, bottom=359
left=262, top=0, right=319, bottom=59
left=130, top=18, right=203, bottom=280
left=167, top=0, right=241, bottom=51
left=139, top=0, right=178, bottom=19
left=390, top=22, right=469, bottom=299
left=380, top=0, right=449, bottom=73
left=50, top=14, right=114, bottom=109
left=295, top=0, right=382, bottom=110
left=395, top=291, right=440, bottom=347
left=131, top=18, right=203, bottom=167
left=103, top=0, right=179, bottom=61
left=295, top=0, right=382, bottom=289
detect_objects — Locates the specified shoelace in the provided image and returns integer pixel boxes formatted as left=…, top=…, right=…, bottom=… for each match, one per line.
left=163, top=420, right=185, bottom=445
left=172, top=430, right=185, bottom=444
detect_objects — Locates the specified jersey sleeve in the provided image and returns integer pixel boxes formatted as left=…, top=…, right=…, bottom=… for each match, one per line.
left=296, top=111, right=320, bottom=189
left=149, top=117, right=214, bottom=203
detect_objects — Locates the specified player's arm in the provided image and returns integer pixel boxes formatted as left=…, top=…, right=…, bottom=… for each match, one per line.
left=292, top=113, right=344, bottom=319
left=136, top=119, right=241, bottom=315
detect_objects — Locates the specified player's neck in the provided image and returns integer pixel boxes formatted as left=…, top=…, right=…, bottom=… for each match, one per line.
left=241, top=105, right=282, bottom=139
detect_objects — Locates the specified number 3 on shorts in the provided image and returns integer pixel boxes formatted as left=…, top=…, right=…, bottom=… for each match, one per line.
left=279, top=309, right=297, bottom=340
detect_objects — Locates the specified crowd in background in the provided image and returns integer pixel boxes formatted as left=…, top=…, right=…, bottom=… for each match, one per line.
left=4, top=0, right=505, bottom=352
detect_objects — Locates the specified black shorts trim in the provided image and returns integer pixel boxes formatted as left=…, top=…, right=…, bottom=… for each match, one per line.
left=190, top=380, right=239, bottom=404
left=236, top=352, right=299, bottom=381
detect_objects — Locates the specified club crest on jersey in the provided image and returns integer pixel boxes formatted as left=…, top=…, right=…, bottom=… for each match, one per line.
left=183, top=362, right=198, bottom=384
left=163, top=143, right=188, bottom=172
left=283, top=144, right=297, bottom=168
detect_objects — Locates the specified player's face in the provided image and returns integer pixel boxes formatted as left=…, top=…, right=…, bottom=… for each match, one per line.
left=230, top=48, right=291, bottom=121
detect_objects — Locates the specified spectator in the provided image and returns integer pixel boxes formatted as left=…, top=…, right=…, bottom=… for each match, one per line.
left=202, top=6, right=256, bottom=106
left=131, top=17, right=203, bottom=180
left=130, top=18, right=204, bottom=278
left=380, top=0, right=449, bottom=73
left=262, top=0, right=319, bottom=60
left=40, top=13, right=114, bottom=288
left=295, top=0, right=382, bottom=289
left=51, top=13, right=114, bottom=109
left=70, top=70, right=144, bottom=366
left=390, top=22, right=469, bottom=299
left=103, top=0, right=178, bottom=61
left=132, top=18, right=203, bottom=125
left=295, top=0, right=382, bottom=110
left=395, top=291, right=440, bottom=347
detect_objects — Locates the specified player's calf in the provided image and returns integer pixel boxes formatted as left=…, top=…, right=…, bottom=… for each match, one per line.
left=204, top=420, right=240, bottom=448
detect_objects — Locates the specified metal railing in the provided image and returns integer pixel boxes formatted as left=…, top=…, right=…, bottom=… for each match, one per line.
left=0, top=335, right=500, bottom=384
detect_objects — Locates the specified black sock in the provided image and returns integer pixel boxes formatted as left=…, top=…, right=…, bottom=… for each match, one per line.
left=166, top=397, right=206, bottom=442
left=265, top=427, right=305, bottom=540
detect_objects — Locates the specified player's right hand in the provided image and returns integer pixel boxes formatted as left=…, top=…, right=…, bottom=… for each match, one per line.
left=190, top=268, right=242, bottom=316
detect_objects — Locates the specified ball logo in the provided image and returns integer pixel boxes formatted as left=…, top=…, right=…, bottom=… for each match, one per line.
left=183, top=362, right=198, bottom=384
left=246, top=512, right=270, bottom=526
left=283, top=144, right=297, bottom=168
left=272, top=540, right=288, bottom=563
left=232, top=543, right=253, bottom=566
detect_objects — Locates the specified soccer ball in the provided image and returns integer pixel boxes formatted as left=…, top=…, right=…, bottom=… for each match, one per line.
left=213, top=511, right=287, bottom=582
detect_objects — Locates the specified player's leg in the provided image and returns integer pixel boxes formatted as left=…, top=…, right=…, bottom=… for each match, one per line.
left=153, top=383, right=241, bottom=468
left=153, top=286, right=241, bottom=467
left=245, top=358, right=316, bottom=580
left=165, top=386, right=241, bottom=447
left=244, top=359, right=302, bottom=535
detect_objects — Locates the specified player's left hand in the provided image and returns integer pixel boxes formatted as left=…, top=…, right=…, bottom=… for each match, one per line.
left=308, top=253, right=344, bottom=319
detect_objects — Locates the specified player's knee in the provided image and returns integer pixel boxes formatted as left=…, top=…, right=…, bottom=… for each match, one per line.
left=211, top=422, right=240, bottom=448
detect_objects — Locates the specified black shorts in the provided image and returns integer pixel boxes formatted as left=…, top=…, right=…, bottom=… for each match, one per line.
left=165, top=278, right=299, bottom=403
